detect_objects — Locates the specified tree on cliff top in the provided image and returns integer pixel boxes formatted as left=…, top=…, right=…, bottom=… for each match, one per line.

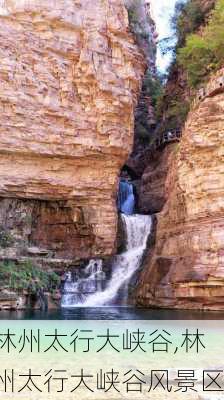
left=173, top=0, right=208, bottom=46
left=178, top=0, right=224, bottom=87
left=159, top=0, right=209, bottom=64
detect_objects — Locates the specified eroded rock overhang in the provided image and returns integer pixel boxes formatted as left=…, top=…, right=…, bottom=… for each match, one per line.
left=0, top=0, right=146, bottom=259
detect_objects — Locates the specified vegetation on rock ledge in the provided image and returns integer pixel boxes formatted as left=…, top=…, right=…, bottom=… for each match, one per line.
left=154, top=0, right=217, bottom=137
left=135, top=70, right=164, bottom=144
left=127, top=0, right=150, bottom=41
left=174, top=0, right=210, bottom=47
left=178, top=0, right=224, bottom=87
left=0, top=227, right=14, bottom=248
left=0, top=261, right=60, bottom=294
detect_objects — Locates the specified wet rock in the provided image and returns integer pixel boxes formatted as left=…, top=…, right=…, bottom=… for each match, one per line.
left=0, top=291, right=26, bottom=310
left=116, top=214, right=127, bottom=254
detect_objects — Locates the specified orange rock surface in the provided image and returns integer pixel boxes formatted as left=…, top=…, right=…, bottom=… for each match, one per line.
left=137, top=69, right=224, bottom=310
left=0, top=0, right=145, bottom=259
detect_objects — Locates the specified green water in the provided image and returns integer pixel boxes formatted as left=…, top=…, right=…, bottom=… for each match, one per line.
left=0, top=307, right=224, bottom=319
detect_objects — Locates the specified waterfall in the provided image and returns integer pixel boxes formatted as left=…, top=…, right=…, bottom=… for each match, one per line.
left=61, top=214, right=152, bottom=308
left=61, top=260, right=106, bottom=308
left=117, top=180, right=135, bottom=215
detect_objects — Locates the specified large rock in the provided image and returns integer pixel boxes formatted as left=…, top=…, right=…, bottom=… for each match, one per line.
left=0, top=0, right=146, bottom=260
left=138, top=144, right=177, bottom=214
left=137, top=68, right=224, bottom=310
left=125, top=0, right=157, bottom=70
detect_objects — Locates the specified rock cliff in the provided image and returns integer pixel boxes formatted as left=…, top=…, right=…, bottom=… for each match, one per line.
left=0, top=0, right=146, bottom=262
left=137, top=68, right=224, bottom=310
left=124, top=0, right=158, bottom=153
left=125, top=0, right=157, bottom=72
left=138, top=144, right=177, bottom=214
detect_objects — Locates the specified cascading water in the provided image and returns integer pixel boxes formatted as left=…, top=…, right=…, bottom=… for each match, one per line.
left=61, top=260, right=106, bottom=308
left=61, top=213, right=152, bottom=308
left=117, top=179, right=135, bottom=215
left=61, top=179, right=151, bottom=308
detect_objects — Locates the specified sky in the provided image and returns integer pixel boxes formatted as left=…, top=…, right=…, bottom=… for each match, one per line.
left=150, top=0, right=178, bottom=72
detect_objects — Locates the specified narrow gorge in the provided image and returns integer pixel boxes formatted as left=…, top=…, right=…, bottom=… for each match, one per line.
left=0, top=0, right=223, bottom=313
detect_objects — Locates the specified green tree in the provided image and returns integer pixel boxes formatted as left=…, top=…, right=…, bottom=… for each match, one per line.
left=178, top=0, right=224, bottom=87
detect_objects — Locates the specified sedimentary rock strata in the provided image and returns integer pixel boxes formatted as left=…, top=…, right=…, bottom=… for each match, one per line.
left=0, top=0, right=146, bottom=260
left=138, top=144, right=176, bottom=214
left=137, top=69, right=224, bottom=310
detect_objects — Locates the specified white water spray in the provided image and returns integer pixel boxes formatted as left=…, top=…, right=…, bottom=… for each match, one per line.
left=61, top=214, right=152, bottom=308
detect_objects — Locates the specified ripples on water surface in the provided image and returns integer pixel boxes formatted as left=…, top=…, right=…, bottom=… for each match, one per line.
left=1, top=307, right=224, bottom=320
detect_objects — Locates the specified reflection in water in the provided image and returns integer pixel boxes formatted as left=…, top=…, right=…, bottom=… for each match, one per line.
left=1, top=307, right=224, bottom=320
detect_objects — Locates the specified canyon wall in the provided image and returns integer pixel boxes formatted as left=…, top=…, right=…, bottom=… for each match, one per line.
left=138, top=144, right=177, bottom=214
left=124, top=0, right=157, bottom=154
left=125, top=0, right=157, bottom=73
left=137, top=68, right=224, bottom=310
left=0, top=0, right=147, bottom=263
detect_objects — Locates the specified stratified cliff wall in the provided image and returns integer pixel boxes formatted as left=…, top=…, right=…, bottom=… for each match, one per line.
left=0, top=0, right=146, bottom=262
left=137, top=68, right=224, bottom=310
left=125, top=0, right=157, bottom=72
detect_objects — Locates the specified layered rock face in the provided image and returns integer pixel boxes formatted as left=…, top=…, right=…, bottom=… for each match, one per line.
left=0, top=0, right=145, bottom=261
left=138, top=144, right=177, bottom=214
left=137, top=69, right=224, bottom=310
left=125, top=0, right=157, bottom=73
left=124, top=0, right=157, bottom=153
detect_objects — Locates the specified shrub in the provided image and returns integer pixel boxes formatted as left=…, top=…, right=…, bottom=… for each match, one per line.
left=178, top=0, right=224, bottom=87
left=135, top=71, right=164, bottom=144
left=0, top=261, right=60, bottom=294
left=173, top=0, right=206, bottom=46
left=0, top=228, right=14, bottom=248
left=166, top=99, right=190, bottom=127
left=127, top=7, right=138, bottom=26
left=178, top=35, right=214, bottom=86
left=142, top=71, right=164, bottom=107
left=160, top=0, right=215, bottom=66
left=126, top=0, right=149, bottom=40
